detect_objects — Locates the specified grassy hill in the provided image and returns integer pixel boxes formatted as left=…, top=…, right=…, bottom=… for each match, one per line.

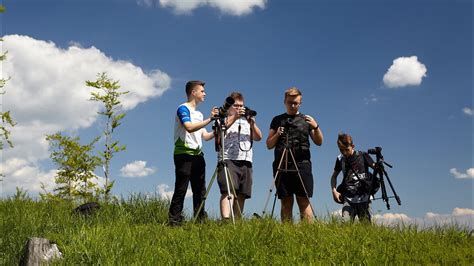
left=1, top=196, right=473, bottom=264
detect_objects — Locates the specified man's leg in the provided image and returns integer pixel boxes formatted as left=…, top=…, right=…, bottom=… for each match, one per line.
left=234, top=196, right=245, bottom=218
left=234, top=161, right=252, bottom=219
left=342, top=202, right=356, bottom=222
left=356, top=201, right=372, bottom=222
left=220, top=193, right=234, bottom=219
left=295, top=161, right=314, bottom=222
left=281, top=196, right=294, bottom=222
left=168, top=155, right=192, bottom=225
left=190, top=155, right=207, bottom=220
left=296, top=196, right=313, bottom=222
left=217, top=162, right=234, bottom=219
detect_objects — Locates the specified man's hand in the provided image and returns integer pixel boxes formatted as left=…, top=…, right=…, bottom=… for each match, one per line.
left=209, top=107, right=218, bottom=120
left=246, top=115, right=256, bottom=125
left=332, top=189, right=343, bottom=204
left=304, top=115, right=318, bottom=130
left=236, top=106, right=245, bottom=118
left=276, top=126, right=285, bottom=137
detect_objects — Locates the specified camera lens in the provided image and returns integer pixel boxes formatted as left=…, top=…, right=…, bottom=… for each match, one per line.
left=218, top=97, right=235, bottom=116
left=244, top=107, right=257, bottom=117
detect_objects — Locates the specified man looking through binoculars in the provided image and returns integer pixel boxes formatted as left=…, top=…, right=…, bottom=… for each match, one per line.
left=217, top=92, right=262, bottom=219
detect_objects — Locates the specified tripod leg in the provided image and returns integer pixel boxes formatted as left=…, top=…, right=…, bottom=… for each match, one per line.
left=225, top=165, right=242, bottom=218
left=287, top=148, right=317, bottom=221
left=222, top=162, right=236, bottom=223
left=382, top=169, right=401, bottom=206
left=193, top=166, right=218, bottom=223
left=262, top=149, right=287, bottom=217
left=262, top=148, right=287, bottom=217
left=378, top=170, right=390, bottom=210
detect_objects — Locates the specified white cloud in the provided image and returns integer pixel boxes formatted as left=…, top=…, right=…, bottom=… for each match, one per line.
left=423, top=208, right=474, bottom=227
left=120, top=160, right=156, bottom=178
left=329, top=207, right=474, bottom=228
left=452, top=207, right=474, bottom=216
left=450, top=168, right=474, bottom=179
left=1, top=35, right=171, bottom=195
left=156, top=183, right=192, bottom=201
left=462, top=107, right=473, bottom=116
left=0, top=157, right=106, bottom=196
left=0, top=158, right=57, bottom=194
left=383, top=56, right=427, bottom=88
left=373, top=213, right=412, bottom=224
left=138, top=0, right=266, bottom=16
left=372, top=208, right=474, bottom=228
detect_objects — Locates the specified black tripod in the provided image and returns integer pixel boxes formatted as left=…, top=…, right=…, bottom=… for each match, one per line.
left=369, top=147, right=401, bottom=210
left=261, top=126, right=316, bottom=219
left=193, top=116, right=241, bottom=224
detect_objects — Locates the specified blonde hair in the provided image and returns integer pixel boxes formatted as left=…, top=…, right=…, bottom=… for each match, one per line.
left=284, top=87, right=302, bottom=101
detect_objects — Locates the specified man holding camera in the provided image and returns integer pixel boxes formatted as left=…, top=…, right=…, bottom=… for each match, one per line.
left=217, top=92, right=262, bottom=219
left=168, top=80, right=218, bottom=226
left=266, top=87, right=323, bottom=222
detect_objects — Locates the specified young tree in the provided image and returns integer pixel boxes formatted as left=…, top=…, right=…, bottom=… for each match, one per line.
left=43, top=133, right=102, bottom=202
left=87, top=73, right=128, bottom=200
left=0, top=5, right=16, bottom=180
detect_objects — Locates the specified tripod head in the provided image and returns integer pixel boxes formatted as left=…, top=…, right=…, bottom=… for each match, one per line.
left=368, top=146, right=393, bottom=169
left=368, top=146, right=401, bottom=209
left=213, top=116, right=227, bottom=152
left=212, top=96, right=235, bottom=152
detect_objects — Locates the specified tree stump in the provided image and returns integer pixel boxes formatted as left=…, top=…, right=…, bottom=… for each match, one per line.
left=20, top=237, right=62, bottom=265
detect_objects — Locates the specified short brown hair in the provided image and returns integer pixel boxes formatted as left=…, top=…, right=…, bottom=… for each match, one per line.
left=337, top=133, right=353, bottom=147
left=284, top=87, right=302, bottom=101
left=185, top=80, right=205, bottom=97
left=229, top=91, right=244, bottom=102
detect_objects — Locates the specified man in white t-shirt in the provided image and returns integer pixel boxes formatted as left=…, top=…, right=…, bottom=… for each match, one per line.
left=217, top=92, right=263, bottom=219
left=168, top=80, right=218, bottom=226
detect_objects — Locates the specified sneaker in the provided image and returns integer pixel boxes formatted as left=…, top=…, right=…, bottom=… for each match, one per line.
left=168, top=214, right=184, bottom=227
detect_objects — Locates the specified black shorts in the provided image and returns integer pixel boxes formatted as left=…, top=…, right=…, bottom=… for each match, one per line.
left=217, top=160, right=253, bottom=199
left=273, top=160, right=313, bottom=199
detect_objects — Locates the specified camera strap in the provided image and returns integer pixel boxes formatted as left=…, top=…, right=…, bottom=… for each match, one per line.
left=345, top=156, right=358, bottom=179
left=238, top=120, right=253, bottom=152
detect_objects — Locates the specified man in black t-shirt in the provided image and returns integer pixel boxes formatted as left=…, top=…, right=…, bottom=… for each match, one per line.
left=266, top=87, right=323, bottom=222
left=330, top=133, right=376, bottom=222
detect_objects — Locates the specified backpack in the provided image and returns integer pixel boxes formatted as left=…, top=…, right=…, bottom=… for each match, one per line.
left=336, top=151, right=380, bottom=197
left=361, top=170, right=380, bottom=196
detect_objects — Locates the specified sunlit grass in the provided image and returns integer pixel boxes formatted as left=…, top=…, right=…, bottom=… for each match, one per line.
left=1, top=197, right=472, bottom=264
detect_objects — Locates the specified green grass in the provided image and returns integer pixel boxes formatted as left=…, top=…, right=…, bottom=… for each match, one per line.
left=1, top=197, right=473, bottom=264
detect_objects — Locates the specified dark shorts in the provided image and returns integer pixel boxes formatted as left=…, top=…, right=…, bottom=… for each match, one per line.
left=342, top=201, right=371, bottom=222
left=217, top=160, right=253, bottom=199
left=273, top=160, right=313, bottom=199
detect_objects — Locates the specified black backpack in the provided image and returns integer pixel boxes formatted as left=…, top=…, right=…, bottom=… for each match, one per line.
left=336, top=152, right=380, bottom=197
left=361, top=169, right=380, bottom=196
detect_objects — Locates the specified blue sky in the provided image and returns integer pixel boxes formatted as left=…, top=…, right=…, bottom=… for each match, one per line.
left=1, top=0, right=472, bottom=225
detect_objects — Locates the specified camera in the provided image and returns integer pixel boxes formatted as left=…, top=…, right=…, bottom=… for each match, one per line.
left=281, top=113, right=307, bottom=128
left=282, top=118, right=294, bottom=128
left=244, top=107, right=257, bottom=117
left=217, top=97, right=235, bottom=117
left=368, top=146, right=382, bottom=156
